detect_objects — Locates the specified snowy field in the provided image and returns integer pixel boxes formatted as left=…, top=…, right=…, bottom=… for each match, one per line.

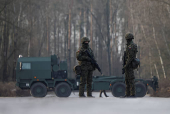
left=0, top=92, right=170, bottom=114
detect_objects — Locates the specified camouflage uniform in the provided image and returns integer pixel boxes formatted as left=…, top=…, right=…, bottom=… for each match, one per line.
left=76, top=37, right=96, bottom=97
left=124, top=33, right=138, bottom=96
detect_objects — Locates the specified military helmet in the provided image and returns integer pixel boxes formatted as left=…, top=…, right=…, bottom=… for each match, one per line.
left=125, top=33, right=134, bottom=40
left=81, top=37, right=90, bottom=44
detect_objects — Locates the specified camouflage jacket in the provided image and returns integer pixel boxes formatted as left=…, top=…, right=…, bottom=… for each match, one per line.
left=76, top=47, right=96, bottom=71
left=125, top=41, right=138, bottom=68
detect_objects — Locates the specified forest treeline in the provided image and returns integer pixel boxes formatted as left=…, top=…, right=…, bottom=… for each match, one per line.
left=0, top=0, right=170, bottom=81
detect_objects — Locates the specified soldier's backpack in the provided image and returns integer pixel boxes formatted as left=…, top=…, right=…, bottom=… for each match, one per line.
left=132, top=58, right=140, bottom=70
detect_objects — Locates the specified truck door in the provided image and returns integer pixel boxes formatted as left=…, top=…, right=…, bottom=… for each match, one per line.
left=17, top=62, right=32, bottom=79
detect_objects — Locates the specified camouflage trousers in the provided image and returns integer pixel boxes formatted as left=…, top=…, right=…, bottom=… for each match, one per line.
left=125, top=68, right=135, bottom=96
left=79, top=70, right=93, bottom=96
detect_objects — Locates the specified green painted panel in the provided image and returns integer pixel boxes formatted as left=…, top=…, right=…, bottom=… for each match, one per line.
left=33, top=70, right=51, bottom=79
left=60, top=61, right=67, bottom=70
left=17, top=70, right=32, bottom=79
left=93, top=81, right=110, bottom=90
left=53, top=65, right=59, bottom=71
left=32, top=62, right=51, bottom=70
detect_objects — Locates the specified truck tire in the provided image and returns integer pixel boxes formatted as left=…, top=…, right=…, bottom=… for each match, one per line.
left=111, top=82, right=126, bottom=97
left=55, top=82, right=71, bottom=97
left=30, top=82, right=47, bottom=97
left=135, top=82, right=146, bottom=97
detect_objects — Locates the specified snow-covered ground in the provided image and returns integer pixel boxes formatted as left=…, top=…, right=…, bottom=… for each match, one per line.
left=0, top=92, right=170, bottom=114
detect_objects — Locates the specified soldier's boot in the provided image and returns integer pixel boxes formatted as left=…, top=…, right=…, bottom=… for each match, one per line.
left=129, top=80, right=136, bottom=98
left=129, top=95, right=136, bottom=98
left=79, top=94, right=86, bottom=97
left=79, top=84, right=86, bottom=97
left=122, top=91, right=130, bottom=98
left=120, top=94, right=130, bottom=98
left=87, top=85, right=94, bottom=97
left=87, top=92, right=94, bottom=97
left=123, top=85, right=130, bottom=98
left=79, top=89, right=86, bottom=97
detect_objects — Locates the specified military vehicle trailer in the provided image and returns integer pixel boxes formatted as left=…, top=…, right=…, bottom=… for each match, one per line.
left=16, top=55, right=158, bottom=98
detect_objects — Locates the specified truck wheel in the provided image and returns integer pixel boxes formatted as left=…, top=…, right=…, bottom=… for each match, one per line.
left=30, top=82, right=47, bottom=97
left=135, top=82, right=146, bottom=97
left=111, top=82, right=126, bottom=97
left=55, top=82, right=71, bottom=97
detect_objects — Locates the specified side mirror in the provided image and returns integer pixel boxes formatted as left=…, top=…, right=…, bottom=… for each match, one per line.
left=20, top=62, right=22, bottom=71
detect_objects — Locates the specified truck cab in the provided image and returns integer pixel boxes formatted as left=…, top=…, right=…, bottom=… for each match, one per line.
left=16, top=55, right=74, bottom=97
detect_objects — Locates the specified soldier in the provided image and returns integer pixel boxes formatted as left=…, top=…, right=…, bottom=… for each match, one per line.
left=122, top=33, right=138, bottom=97
left=76, top=37, right=96, bottom=97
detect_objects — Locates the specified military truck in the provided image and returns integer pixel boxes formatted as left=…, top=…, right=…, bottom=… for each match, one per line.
left=16, top=55, right=158, bottom=98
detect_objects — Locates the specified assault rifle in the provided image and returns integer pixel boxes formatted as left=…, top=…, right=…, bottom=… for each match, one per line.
left=122, top=51, right=126, bottom=74
left=85, top=50, right=103, bottom=75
